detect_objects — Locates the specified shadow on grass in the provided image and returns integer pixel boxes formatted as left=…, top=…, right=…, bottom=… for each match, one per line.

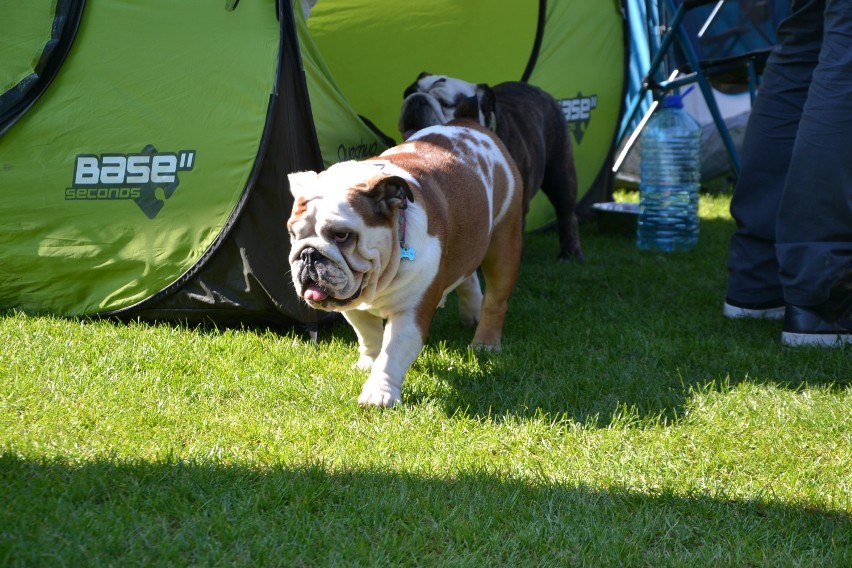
left=1, top=452, right=848, bottom=565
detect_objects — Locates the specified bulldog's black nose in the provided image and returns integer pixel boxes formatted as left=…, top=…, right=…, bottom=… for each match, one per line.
left=300, top=247, right=322, bottom=264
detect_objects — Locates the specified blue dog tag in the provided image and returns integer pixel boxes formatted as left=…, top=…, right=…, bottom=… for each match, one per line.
left=400, top=246, right=416, bottom=261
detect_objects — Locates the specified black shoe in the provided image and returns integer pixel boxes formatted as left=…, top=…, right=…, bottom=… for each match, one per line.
left=782, top=304, right=852, bottom=347
left=723, top=298, right=785, bottom=320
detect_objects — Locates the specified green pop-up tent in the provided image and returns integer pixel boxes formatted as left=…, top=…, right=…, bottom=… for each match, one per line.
left=0, top=0, right=628, bottom=328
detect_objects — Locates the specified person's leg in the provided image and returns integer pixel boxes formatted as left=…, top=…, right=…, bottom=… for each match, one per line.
left=724, top=0, right=825, bottom=318
left=777, top=0, right=852, bottom=345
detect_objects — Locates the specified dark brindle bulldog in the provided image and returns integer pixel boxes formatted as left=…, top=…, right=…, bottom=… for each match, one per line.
left=399, top=72, right=584, bottom=262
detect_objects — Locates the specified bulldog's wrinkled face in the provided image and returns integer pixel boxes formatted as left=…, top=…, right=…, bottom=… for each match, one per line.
left=287, top=163, right=412, bottom=311
left=398, top=72, right=482, bottom=140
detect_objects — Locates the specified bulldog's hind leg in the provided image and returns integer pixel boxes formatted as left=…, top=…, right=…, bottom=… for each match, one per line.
left=456, top=272, right=483, bottom=327
left=471, top=219, right=522, bottom=350
left=542, top=141, right=584, bottom=263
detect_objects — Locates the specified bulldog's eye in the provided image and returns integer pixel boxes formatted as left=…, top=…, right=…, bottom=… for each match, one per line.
left=332, top=232, right=351, bottom=243
left=439, top=99, right=455, bottom=109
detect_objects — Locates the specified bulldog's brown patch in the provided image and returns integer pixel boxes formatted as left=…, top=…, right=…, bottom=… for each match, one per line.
left=292, top=196, right=309, bottom=218
left=346, top=181, right=391, bottom=229
left=287, top=196, right=316, bottom=237
left=378, top=122, right=519, bottom=300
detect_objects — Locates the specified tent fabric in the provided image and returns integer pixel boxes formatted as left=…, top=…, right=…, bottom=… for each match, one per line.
left=523, top=0, right=629, bottom=226
left=306, top=0, right=629, bottom=229
left=292, top=3, right=393, bottom=170
left=1, top=0, right=630, bottom=327
left=117, top=0, right=330, bottom=329
left=1, top=0, right=286, bottom=318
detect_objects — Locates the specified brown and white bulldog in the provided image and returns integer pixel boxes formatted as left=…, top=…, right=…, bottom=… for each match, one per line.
left=287, top=120, right=523, bottom=407
left=399, top=72, right=584, bottom=262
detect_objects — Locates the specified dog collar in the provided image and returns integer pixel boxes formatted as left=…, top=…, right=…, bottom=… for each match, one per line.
left=398, top=200, right=415, bottom=261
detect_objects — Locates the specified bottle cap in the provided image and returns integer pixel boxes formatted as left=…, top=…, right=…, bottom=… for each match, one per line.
left=662, top=94, right=684, bottom=109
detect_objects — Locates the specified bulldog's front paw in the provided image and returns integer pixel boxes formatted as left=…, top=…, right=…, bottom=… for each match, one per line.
left=353, top=354, right=375, bottom=371
left=358, top=377, right=402, bottom=408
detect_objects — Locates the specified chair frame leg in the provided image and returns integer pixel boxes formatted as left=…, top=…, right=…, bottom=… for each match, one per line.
left=614, top=0, right=744, bottom=178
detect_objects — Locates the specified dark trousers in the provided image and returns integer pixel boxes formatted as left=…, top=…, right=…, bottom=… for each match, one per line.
left=727, top=0, right=852, bottom=307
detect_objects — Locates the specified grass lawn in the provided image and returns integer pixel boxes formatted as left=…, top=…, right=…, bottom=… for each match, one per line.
left=1, top=191, right=850, bottom=566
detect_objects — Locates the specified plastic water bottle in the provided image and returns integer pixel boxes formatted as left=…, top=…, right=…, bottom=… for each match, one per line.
left=637, top=94, right=701, bottom=252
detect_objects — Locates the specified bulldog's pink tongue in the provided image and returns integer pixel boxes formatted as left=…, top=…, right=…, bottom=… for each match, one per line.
left=304, top=283, right=328, bottom=302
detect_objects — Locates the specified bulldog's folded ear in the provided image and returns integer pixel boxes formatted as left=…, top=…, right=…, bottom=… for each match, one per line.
left=368, top=175, right=414, bottom=219
left=475, top=84, right=497, bottom=131
left=453, top=84, right=497, bottom=130
left=287, top=170, right=319, bottom=197
left=403, top=71, right=433, bottom=98
left=455, top=94, right=481, bottom=122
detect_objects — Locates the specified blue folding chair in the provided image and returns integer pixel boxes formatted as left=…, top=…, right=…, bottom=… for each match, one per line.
left=615, top=0, right=789, bottom=179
